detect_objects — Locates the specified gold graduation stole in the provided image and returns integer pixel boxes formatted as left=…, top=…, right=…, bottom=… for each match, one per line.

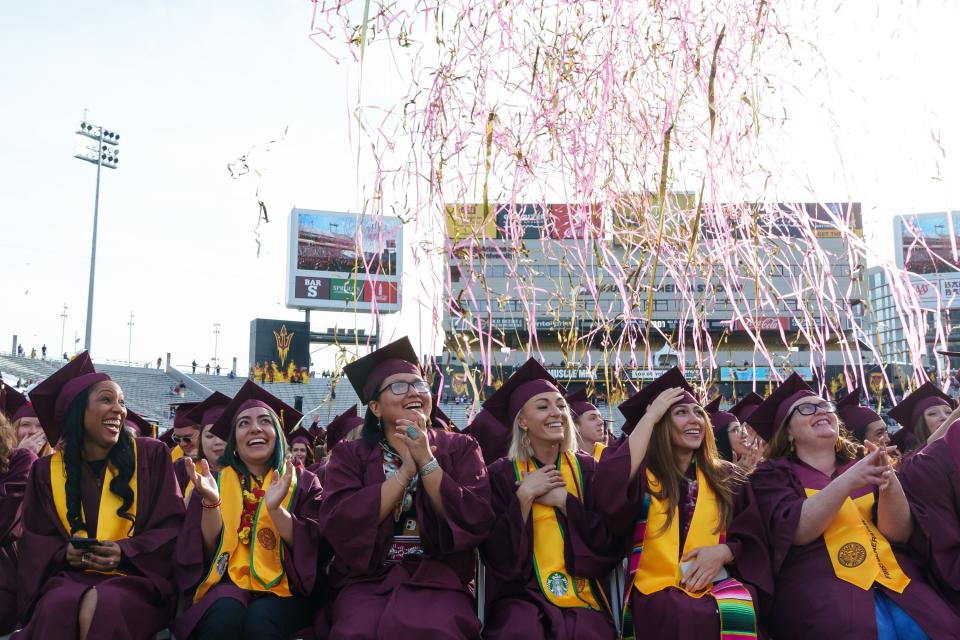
left=513, top=452, right=604, bottom=610
left=633, top=466, right=720, bottom=597
left=592, top=441, right=607, bottom=462
left=170, top=445, right=184, bottom=462
left=194, top=466, right=297, bottom=602
left=50, top=443, right=139, bottom=575
left=803, top=489, right=910, bottom=593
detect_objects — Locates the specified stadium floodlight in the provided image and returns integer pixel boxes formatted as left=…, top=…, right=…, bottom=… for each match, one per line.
left=73, top=116, right=121, bottom=352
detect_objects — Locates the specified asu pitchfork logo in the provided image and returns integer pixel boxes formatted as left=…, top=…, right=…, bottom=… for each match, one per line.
left=273, top=324, right=294, bottom=368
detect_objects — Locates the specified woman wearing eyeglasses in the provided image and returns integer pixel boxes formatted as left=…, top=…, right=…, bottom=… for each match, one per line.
left=732, top=374, right=960, bottom=639
left=318, top=338, right=494, bottom=639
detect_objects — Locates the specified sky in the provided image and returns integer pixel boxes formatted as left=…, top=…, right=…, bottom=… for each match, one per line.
left=2, top=1, right=959, bottom=372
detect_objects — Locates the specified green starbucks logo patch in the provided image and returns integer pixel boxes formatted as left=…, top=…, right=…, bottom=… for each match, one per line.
left=546, top=572, right=569, bottom=597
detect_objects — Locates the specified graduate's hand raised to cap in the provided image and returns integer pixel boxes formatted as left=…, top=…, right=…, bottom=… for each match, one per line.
left=637, top=387, right=689, bottom=431
left=184, top=457, right=219, bottom=505
left=517, top=464, right=566, bottom=502
left=395, top=409, right=434, bottom=467
left=265, top=460, right=294, bottom=513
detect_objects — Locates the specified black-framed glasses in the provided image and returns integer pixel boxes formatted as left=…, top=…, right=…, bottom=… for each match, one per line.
left=787, top=401, right=836, bottom=422
left=376, top=380, right=431, bottom=397
left=172, top=434, right=195, bottom=444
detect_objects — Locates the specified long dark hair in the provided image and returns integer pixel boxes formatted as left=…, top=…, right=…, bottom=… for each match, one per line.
left=62, top=386, right=137, bottom=536
left=646, top=410, right=744, bottom=536
left=361, top=406, right=381, bottom=445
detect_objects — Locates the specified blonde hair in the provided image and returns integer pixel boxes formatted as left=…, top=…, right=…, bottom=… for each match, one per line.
left=508, top=404, right=578, bottom=463
left=0, top=414, right=14, bottom=473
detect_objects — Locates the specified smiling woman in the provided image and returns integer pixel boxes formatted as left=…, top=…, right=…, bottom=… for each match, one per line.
left=15, top=352, right=184, bottom=640
left=734, top=373, right=960, bottom=639
left=480, top=359, right=622, bottom=639
left=172, top=381, right=328, bottom=640
left=592, top=367, right=758, bottom=639
left=318, top=337, right=494, bottom=639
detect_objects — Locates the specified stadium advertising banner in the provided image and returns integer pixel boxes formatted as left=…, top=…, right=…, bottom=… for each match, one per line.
left=720, top=366, right=814, bottom=382
left=446, top=203, right=603, bottom=241
left=894, top=211, right=960, bottom=275
left=249, top=319, right=310, bottom=382
left=286, top=209, right=402, bottom=312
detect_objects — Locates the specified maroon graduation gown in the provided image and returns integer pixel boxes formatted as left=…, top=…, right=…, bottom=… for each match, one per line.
left=318, top=429, right=494, bottom=640
left=308, top=457, right=328, bottom=486
left=481, top=452, right=619, bottom=639
left=171, top=466, right=328, bottom=639
left=734, top=456, right=960, bottom=639
left=899, top=423, right=960, bottom=614
left=173, top=456, right=191, bottom=494
left=14, top=438, right=184, bottom=640
left=592, top=441, right=762, bottom=639
left=0, top=448, right=37, bottom=633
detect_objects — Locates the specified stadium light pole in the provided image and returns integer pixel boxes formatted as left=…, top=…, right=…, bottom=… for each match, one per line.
left=59, top=304, right=68, bottom=357
left=213, top=322, right=221, bottom=369
left=127, top=312, right=135, bottom=366
left=73, top=118, right=120, bottom=352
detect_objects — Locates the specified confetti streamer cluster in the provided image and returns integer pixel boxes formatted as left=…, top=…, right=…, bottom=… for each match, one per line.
left=307, top=0, right=940, bottom=405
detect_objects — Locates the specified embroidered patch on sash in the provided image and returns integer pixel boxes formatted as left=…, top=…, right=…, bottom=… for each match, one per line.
left=574, top=577, right=589, bottom=595
left=257, top=528, right=277, bottom=551
left=546, top=572, right=569, bottom=597
left=216, top=552, right=230, bottom=577
left=838, top=542, right=867, bottom=568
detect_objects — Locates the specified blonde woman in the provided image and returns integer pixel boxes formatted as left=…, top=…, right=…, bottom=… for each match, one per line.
left=481, top=359, right=621, bottom=639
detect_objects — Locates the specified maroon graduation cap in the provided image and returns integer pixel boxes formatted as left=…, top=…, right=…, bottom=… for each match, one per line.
left=184, top=391, right=232, bottom=427
left=287, top=425, right=315, bottom=448
left=565, top=387, right=599, bottom=418
left=729, top=392, right=764, bottom=425
left=617, top=367, right=696, bottom=436
left=482, top=358, right=563, bottom=429
left=29, top=351, right=112, bottom=444
left=744, top=373, right=818, bottom=443
left=343, top=337, right=422, bottom=405
left=887, top=381, right=953, bottom=433
left=464, top=408, right=511, bottom=465
left=209, top=380, right=304, bottom=441
left=172, top=402, right=200, bottom=429
left=1, top=384, right=35, bottom=423
left=124, top=409, right=158, bottom=439
left=325, top=404, right=364, bottom=449
left=835, top=386, right=883, bottom=441
left=159, top=429, right=176, bottom=449
left=704, top=395, right=737, bottom=432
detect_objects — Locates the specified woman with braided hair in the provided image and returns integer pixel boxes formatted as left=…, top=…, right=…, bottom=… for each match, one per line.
left=15, top=352, right=183, bottom=639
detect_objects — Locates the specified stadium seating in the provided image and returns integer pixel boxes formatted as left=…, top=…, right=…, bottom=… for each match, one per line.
left=0, top=354, right=618, bottom=432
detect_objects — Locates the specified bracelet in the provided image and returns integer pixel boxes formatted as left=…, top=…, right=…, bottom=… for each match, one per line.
left=419, top=457, right=440, bottom=477
left=392, top=473, right=411, bottom=489
left=201, top=498, right=221, bottom=509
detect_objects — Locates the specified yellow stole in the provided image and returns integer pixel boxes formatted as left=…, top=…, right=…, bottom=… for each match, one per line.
left=50, top=444, right=138, bottom=574
left=633, top=465, right=720, bottom=597
left=194, top=466, right=297, bottom=602
left=592, top=442, right=607, bottom=462
left=514, top=452, right=603, bottom=610
left=803, top=489, right=910, bottom=593
left=170, top=445, right=184, bottom=462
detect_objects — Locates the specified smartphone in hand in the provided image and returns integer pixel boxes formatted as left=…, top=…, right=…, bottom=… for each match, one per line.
left=69, top=537, right=102, bottom=550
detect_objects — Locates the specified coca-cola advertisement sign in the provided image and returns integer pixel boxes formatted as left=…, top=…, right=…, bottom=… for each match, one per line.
left=732, top=317, right=788, bottom=332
